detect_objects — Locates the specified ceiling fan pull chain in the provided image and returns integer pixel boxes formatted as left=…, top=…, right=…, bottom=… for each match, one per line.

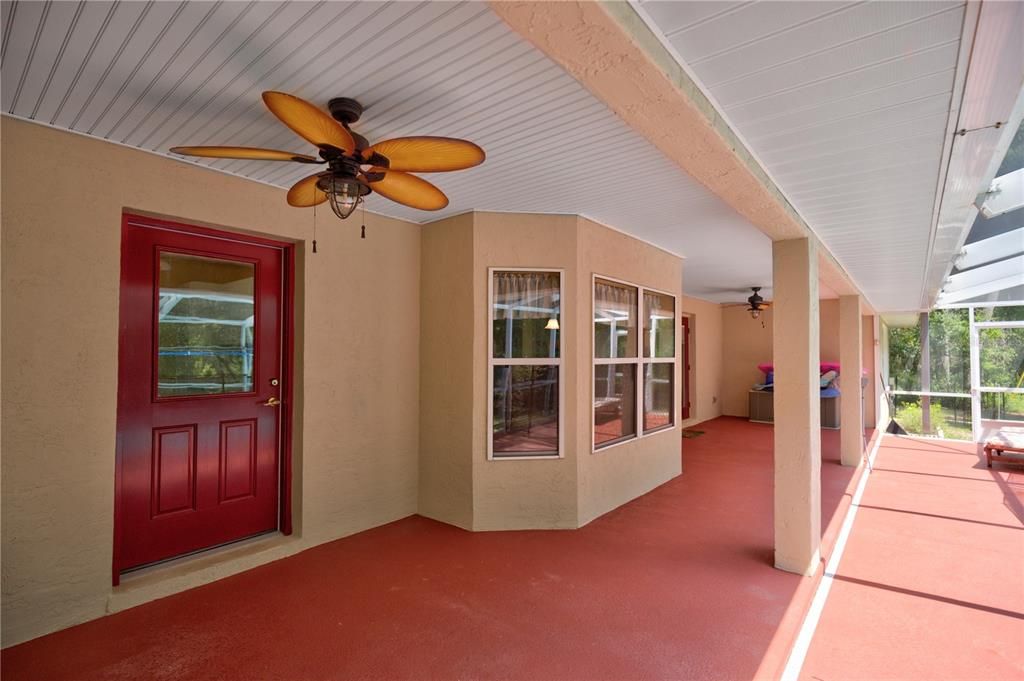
left=360, top=202, right=366, bottom=239
left=312, top=201, right=318, bottom=254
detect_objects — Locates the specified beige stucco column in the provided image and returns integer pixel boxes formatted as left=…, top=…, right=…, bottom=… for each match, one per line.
left=839, top=295, right=864, bottom=466
left=772, top=238, right=821, bottom=576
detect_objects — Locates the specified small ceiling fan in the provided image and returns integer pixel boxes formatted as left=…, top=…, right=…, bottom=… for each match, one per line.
left=171, top=92, right=485, bottom=220
left=724, top=287, right=772, bottom=319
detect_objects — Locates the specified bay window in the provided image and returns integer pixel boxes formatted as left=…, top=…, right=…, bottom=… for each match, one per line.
left=593, top=276, right=676, bottom=450
left=489, top=269, right=563, bottom=458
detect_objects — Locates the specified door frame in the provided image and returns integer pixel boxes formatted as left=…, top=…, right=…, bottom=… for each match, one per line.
left=113, top=212, right=296, bottom=585
left=681, top=315, right=691, bottom=421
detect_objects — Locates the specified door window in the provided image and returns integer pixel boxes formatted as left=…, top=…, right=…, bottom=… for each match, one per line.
left=157, top=252, right=255, bottom=397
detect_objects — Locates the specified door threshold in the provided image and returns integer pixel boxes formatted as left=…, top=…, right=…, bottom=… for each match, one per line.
left=110, top=532, right=302, bottom=614
left=120, top=530, right=279, bottom=576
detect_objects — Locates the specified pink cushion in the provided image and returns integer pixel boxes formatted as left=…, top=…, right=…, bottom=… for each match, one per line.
left=757, top=362, right=843, bottom=375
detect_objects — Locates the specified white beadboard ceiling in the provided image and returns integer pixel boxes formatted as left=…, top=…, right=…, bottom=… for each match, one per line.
left=0, top=0, right=772, bottom=305
left=634, top=0, right=1019, bottom=312
left=2, top=1, right=1011, bottom=311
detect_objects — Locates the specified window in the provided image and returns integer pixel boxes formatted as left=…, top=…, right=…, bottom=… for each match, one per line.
left=643, top=291, right=675, bottom=432
left=885, top=304, right=1024, bottom=440
left=157, top=252, right=255, bottom=397
left=593, top=276, right=676, bottom=450
left=488, top=269, right=563, bottom=458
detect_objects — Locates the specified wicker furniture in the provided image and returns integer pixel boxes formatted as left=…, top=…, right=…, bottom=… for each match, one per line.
left=747, top=391, right=840, bottom=429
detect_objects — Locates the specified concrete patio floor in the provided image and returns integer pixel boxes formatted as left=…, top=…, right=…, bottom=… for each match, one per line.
left=800, top=435, right=1024, bottom=680
left=0, top=417, right=868, bottom=680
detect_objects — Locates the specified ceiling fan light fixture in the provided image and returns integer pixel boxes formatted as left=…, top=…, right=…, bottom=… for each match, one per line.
left=749, top=307, right=761, bottom=320
left=317, top=174, right=368, bottom=220
left=173, top=92, right=484, bottom=224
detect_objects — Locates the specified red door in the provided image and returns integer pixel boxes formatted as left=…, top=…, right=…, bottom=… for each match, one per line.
left=681, top=316, right=691, bottom=420
left=115, top=215, right=291, bottom=576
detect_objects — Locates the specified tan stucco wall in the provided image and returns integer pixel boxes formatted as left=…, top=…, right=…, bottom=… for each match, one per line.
left=1, top=117, right=422, bottom=646
left=721, top=305, right=774, bottom=417
left=721, top=299, right=844, bottom=418
left=575, top=218, right=683, bottom=526
left=679, top=295, right=723, bottom=428
left=418, top=214, right=475, bottom=529
left=3, top=119, right=684, bottom=644
left=417, top=213, right=683, bottom=531
left=819, top=299, right=840, bottom=363
left=862, top=315, right=877, bottom=428
left=471, top=213, right=580, bottom=531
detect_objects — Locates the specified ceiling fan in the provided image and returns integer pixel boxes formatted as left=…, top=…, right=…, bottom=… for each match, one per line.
left=724, top=287, right=772, bottom=319
left=170, top=92, right=485, bottom=220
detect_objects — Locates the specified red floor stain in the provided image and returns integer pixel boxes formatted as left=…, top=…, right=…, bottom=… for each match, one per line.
left=2, top=417, right=857, bottom=681
left=801, top=436, right=1024, bottom=681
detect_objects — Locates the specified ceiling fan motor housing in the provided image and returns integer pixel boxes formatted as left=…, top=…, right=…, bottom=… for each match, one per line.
left=326, top=155, right=362, bottom=176
left=327, top=97, right=364, bottom=125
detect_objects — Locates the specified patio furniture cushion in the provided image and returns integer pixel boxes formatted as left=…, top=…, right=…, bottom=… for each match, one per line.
left=983, top=427, right=1024, bottom=468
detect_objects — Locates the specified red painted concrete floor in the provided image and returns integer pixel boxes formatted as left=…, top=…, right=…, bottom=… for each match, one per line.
left=3, top=417, right=857, bottom=681
left=800, top=436, right=1024, bottom=681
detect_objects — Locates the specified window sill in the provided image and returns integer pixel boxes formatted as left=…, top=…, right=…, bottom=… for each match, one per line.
left=593, top=422, right=678, bottom=453
left=593, top=434, right=639, bottom=453
left=490, top=452, right=563, bottom=461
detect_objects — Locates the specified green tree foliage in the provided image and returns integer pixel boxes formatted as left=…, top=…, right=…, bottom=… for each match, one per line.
left=887, top=309, right=969, bottom=392
left=888, top=325, right=921, bottom=391
left=888, top=305, right=1024, bottom=425
left=892, top=397, right=971, bottom=440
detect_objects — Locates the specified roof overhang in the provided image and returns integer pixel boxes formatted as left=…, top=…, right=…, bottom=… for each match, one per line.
left=921, top=1, right=1024, bottom=310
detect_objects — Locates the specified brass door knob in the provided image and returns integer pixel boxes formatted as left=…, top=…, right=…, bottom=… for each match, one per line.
left=262, top=396, right=281, bottom=407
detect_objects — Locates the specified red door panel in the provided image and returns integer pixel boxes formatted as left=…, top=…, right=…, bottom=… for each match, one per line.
left=220, top=419, right=257, bottom=502
left=152, top=426, right=197, bottom=517
left=116, top=216, right=289, bottom=574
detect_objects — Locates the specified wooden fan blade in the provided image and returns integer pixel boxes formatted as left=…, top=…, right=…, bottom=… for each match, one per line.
left=262, top=91, right=355, bottom=154
left=287, top=173, right=328, bottom=207
left=363, top=167, right=448, bottom=210
left=366, top=136, right=485, bottom=172
left=170, top=146, right=323, bottom=163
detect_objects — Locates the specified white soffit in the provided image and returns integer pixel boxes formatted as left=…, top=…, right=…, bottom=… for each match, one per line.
left=636, top=0, right=975, bottom=311
left=920, top=1, right=1024, bottom=310
left=0, top=1, right=773, bottom=304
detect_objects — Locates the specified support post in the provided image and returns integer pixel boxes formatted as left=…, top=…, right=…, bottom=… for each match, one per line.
left=969, top=307, right=981, bottom=440
left=920, top=312, right=931, bottom=434
left=772, top=238, right=821, bottom=576
left=839, top=296, right=864, bottom=466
